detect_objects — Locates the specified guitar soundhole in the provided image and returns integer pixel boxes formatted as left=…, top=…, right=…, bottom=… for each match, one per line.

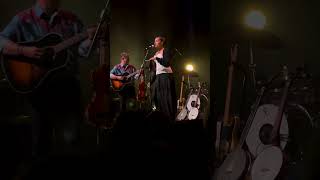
left=191, top=101, right=196, bottom=107
left=259, top=124, right=273, bottom=145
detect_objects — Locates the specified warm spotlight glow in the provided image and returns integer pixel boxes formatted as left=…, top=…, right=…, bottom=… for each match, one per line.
left=245, top=10, right=266, bottom=29
left=185, top=64, right=194, bottom=72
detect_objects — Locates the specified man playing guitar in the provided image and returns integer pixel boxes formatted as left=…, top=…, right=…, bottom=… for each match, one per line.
left=110, top=52, right=138, bottom=112
left=0, top=0, right=96, bottom=170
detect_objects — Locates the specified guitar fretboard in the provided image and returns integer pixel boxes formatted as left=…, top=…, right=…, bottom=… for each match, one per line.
left=126, top=71, right=140, bottom=79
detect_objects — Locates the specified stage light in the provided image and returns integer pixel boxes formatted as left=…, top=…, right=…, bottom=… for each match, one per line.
left=185, top=64, right=194, bottom=72
left=245, top=10, right=266, bottom=29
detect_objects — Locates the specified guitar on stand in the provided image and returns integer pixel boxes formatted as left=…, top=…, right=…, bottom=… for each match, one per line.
left=188, top=82, right=202, bottom=120
left=177, top=75, right=186, bottom=112
left=215, top=44, right=240, bottom=163
left=250, top=66, right=292, bottom=180
left=85, top=0, right=112, bottom=130
left=176, top=81, right=202, bottom=121
left=214, top=86, right=266, bottom=180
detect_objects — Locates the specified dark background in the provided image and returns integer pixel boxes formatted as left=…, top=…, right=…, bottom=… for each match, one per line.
left=1, top=0, right=320, bottom=179
left=211, top=0, right=320, bottom=116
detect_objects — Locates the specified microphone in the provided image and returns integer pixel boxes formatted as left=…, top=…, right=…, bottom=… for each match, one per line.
left=145, top=44, right=154, bottom=50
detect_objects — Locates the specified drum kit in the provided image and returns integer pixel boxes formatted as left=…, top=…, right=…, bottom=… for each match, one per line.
left=213, top=25, right=319, bottom=180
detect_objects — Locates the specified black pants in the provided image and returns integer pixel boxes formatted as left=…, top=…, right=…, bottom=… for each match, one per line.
left=152, top=73, right=177, bottom=120
left=29, top=72, right=82, bottom=159
left=118, top=85, right=136, bottom=112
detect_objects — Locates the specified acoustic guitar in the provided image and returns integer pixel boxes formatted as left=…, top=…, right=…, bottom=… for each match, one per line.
left=214, top=86, right=266, bottom=180
left=110, top=70, right=140, bottom=91
left=188, top=82, right=202, bottom=120
left=215, top=44, right=240, bottom=162
left=177, top=75, right=186, bottom=111
left=250, top=66, right=292, bottom=180
left=1, top=32, right=89, bottom=94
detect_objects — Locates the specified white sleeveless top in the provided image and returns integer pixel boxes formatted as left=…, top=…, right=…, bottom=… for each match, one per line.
left=154, top=49, right=173, bottom=75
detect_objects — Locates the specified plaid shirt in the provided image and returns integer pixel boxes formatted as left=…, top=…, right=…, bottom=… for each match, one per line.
left=0, top=3, right=89, bottom=74
left=110, top=64, right=137, bottom=81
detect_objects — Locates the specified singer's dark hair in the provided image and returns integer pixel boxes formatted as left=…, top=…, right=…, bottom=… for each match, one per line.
left=156, top=36, right=167, bottom=46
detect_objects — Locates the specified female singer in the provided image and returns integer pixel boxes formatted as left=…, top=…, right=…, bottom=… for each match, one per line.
left=148, top=36, right=177, bottom=120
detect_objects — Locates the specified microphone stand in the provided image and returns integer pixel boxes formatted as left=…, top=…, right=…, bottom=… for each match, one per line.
left=136, top=49, right=150, bottom=110
left=143, top=49, right=156, bottom=110
left=85, top=0, right=110, bottom=58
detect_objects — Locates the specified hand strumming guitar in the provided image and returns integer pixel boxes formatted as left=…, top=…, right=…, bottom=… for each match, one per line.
left=117, top=76, right=126, bottom=81
left=20, top=46, right=45, bottom=59
left=110, top=75, right=127, bottom=81
left=2, top=39, right=45, bottom=59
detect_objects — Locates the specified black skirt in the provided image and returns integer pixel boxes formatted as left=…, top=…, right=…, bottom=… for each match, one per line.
left=152, top=73, right=177, bottom=120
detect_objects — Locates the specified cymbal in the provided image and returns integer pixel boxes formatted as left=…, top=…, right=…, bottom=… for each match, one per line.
left=213, top=24, right=282, bottom=49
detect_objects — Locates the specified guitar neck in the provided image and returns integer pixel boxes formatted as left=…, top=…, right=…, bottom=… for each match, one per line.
left=223, top=65, right=234, bottom=124
left=270, top=80, right=291, bottom=142
left=238, top=87, right=265, bottom=146
left=126, top=71, right=139, bottom=79
left=179, top=76, right=185, bottom=101
left=53, top=32, right=88, bottom=53
left=222, top=44, right=238, bottom=125
left=195, top=82, right=202, bottom=103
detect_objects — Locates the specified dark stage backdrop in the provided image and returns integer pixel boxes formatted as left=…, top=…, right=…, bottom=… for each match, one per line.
left=211, top=1, right=320, bottom=116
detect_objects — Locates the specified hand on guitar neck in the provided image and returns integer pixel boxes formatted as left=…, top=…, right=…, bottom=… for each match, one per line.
left=111, top=69, right=140, bottom=81
left=114, top=75, right=127, bottom=81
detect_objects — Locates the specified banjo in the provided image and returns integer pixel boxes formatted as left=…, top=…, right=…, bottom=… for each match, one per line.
left=214, top=86, right=266, bottom=180
left=250, top=66, right=292, bottom=180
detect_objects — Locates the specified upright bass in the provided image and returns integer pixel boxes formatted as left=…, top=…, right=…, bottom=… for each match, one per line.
left=85, top=24, right=112, bottom=128
left=85, top=1, right=112, bottom=128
